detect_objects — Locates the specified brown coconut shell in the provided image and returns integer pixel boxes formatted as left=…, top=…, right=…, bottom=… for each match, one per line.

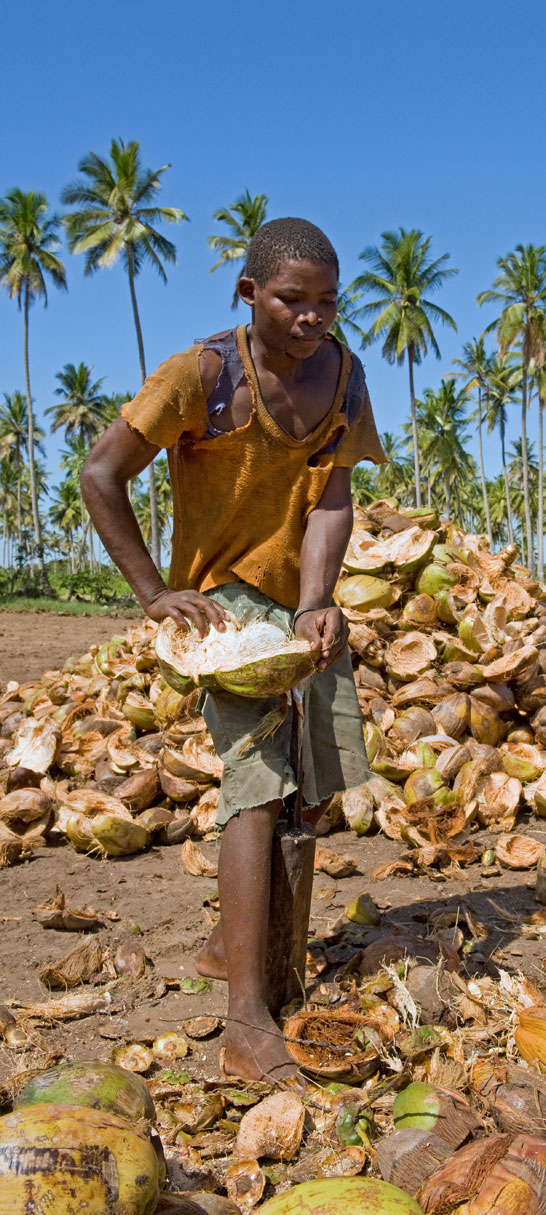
left=283, top=1008, right=379, bottom=1080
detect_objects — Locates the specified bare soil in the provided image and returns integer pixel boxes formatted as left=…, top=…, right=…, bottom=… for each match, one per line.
left=1, top=612, right=545, bottom=1091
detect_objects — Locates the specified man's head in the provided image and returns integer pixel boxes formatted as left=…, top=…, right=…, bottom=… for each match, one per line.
left=239, top=217, right=339, bottom=360
left=244, top=217, right=339, bottom=286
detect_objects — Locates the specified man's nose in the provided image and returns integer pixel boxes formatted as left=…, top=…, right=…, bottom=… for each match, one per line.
left=298, top=308, right=320, bottom=325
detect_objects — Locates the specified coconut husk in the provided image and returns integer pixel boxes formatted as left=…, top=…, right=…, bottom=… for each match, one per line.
left=377, top=1128, right=458, bottom=1195
left=33, top=886, right=100, bottom=932
left=495, top=833, right=545, bottom=869
left=116, top=767, right=160, bottom=812
left=417, top=1134, right=513, bottom=1212
left=314, top=846, right=357, bottom=879
left=360, top=934, right=459, bottom=976
left=236, top=1092, right=304, bottom=1161
left=284, top=1008, right=380, bottom=1080
left=14, top=987, right=112, bottom=1020
left=181, top=838, right=218, bottom=877
left=384, top=633, right=437, bottom=681
left=37, top=935, right=103, bottom=988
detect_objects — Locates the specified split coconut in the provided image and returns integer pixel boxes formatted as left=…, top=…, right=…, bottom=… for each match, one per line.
left=156, top=614, right=316, bottom=698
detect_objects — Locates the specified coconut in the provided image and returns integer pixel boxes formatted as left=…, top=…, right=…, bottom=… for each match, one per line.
left=91, top=814, right=150, bottom=856
left=415, top=564, right=457, bottom=596
left=400, top=595, right=437, bottom=629
left=384, top=632, right=437, bottom=681
left=389, top=706, right=436, bottom=747
left=236, top=1092, right=304, bottom=1161
left=432, top=693, right=470, bottom=739
left=499, top=742, right=546, bottom=781
left=341, top=785, right=374, bottom=835
left=258, top=1177, right=425, bottom=1214
left=0, top=1102, right=160, bottom=1213
left=156, top=615, right=316, bottom=698
left=337, top=574, right=395, bottom=611
left=15, top=1060, right=156, bottom=1122
left=5, top=716, right=61, bottom=772
left=495, top=833, right=545, bottom=869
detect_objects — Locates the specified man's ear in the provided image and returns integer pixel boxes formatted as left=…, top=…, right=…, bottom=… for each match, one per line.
left=238, top=276, right=256, bottom=308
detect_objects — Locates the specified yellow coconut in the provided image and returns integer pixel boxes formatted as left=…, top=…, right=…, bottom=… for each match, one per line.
left=0, top=1102, right=160, bottom=1213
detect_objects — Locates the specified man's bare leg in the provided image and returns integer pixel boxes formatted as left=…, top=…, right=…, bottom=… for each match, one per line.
left=217, top=800, right=297, bottom=1082
left=196, top=798, right=329, bottom=983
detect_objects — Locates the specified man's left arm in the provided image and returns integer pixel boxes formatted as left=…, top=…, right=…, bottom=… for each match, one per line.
left=294, top=467, right=353, bottom=671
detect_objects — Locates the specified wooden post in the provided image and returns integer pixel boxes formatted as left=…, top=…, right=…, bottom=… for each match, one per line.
left=265, top=821, right=316, bottom=1016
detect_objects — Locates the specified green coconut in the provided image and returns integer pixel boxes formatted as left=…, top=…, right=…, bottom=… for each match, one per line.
left=393, top=1082, right=442, bottom=1131
left=91, top=814, right=150, bottom=857
left=156, top=615, right=316, bottom=699
left=435, top=588, right=461, bottom=625
left=400, top=594, right=437, bottom=629
left=337, top=574, right=395, bottom=612
left=16, top=1060, right=156, bottom=1122
left=415, top=564, right=457, bottom=596
left=404, top=768, right=445, bottom=804
left=457, top=606, right=491, bottom=655
left=258, top=1177, right=425, bottom=1214
left=401, top=506, right=440, bottom=527
left=341, top=785, right=374, bottom=835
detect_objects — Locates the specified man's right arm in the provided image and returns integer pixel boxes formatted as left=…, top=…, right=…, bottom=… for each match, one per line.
left=80, top=416, right=228, bottom=635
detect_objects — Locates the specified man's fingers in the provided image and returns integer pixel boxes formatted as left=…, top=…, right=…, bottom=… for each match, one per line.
left=199, top=597, right=229, bottom=631
left=168, top=603, right=208, bottom=636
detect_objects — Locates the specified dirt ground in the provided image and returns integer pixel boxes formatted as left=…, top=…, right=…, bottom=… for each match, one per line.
left=0, top=611, right=141, bottom=685
left=1, top=612, right=546, bottom=1093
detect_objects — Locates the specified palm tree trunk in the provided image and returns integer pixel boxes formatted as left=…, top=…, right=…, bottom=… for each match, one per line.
left=444, top=472, right=451, bottom=519
left=408, top=348, right=422, bottom=508
left=126, top=249, right=161, bottom=571
left=477, top=387, right=492, bottom=545
left=23, top=285, right=49, bottom=592
left=500, top=412, right=514, bottom=545
left=521, top=361, right=535, bottom=574
left=535, top=388, right=539, bottom=578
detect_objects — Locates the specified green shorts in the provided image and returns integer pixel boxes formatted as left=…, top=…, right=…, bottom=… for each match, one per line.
left=199, top=584, right=370, bottom=826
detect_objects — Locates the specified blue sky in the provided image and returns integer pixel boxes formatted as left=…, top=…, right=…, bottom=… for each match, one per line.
left=2, top=0, right=546, bottom=486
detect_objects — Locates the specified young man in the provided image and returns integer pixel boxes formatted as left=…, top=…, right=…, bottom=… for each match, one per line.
left=81, top=217, right=385, bottom=1083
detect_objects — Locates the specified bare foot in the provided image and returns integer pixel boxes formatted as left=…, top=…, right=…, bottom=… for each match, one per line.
left=196, top=920, right=227, bottom=981
left=221, top=1005, right=298, bottom=1082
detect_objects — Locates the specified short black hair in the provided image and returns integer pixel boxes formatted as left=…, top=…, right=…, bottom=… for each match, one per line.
left=244, top=217, right=339, bottom=286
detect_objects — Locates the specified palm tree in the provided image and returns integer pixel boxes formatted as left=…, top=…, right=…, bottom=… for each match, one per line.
left=375, top=432, right=412, bottom=502
left=485, top=354, right=517, bottom=546
left=0, top=391, right=44, bottom=544
left=534, top=364, right=546, bottom=579
left=477, top=244, right=546, bottom=576
left=353, top=228, right=458, bottom=507
left=351, top=465, right=378, bottom=506
left=207, top=189, right=268, bottom=307
left=329, top=283, right=367, bottom=346
left=0, top=189, right=66, bottom=587
left=47, top=362, right=107, bottom=445
left=508, top=438, right=539, bottom=568
left=48, top=479, right=81, bottom=572
left=452, top=338, right=493, bottom=545
left=413, top=380, right=473, bottom=521
left=60, top=438, right=96, bottom=569
left=61, top=138, right=187, bottom=569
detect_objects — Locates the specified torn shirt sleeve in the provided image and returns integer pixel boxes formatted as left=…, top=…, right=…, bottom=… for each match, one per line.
left=121, top=345, right=208, bottom=449
left=334, top=373, right=386, bottom=468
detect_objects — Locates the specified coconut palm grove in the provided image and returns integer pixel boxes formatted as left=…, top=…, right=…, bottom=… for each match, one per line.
left=1, top=140, right=546, bottom=606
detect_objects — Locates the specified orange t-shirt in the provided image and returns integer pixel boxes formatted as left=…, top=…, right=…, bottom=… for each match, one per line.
left=122, top=326, right=385, bottom=609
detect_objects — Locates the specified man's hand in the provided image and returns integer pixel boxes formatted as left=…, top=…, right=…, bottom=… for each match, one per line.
left=294, top=606, right=348, bottom=672
left=146, top=589, right=230, bottom=637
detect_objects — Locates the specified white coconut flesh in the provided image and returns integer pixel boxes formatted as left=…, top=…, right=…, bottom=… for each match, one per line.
left=156, top=616, right=313, bottom=681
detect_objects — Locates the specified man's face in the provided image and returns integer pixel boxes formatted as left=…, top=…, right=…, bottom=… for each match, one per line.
left=240, top=259, right=339, bottom=360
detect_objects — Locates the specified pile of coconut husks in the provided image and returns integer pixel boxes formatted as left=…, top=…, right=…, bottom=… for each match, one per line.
left=6, top=500, right=546, bottom=1210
